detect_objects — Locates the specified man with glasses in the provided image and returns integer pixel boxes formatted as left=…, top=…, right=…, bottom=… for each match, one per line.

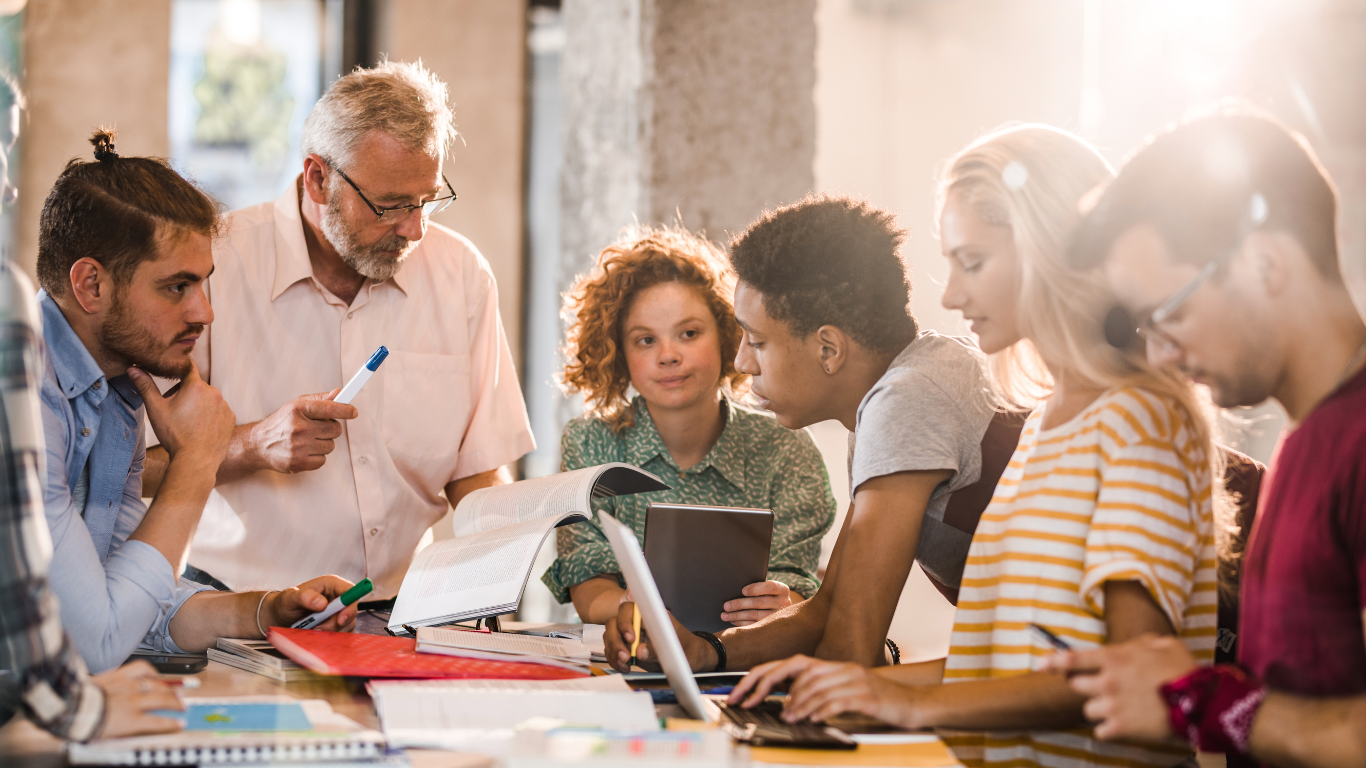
left=1049, top=107, right=1366, bottom=766
left=141, top=61, right=535, bottom=601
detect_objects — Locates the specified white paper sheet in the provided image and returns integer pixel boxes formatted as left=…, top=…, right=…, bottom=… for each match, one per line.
left=370, top=680, right=658, bottom=753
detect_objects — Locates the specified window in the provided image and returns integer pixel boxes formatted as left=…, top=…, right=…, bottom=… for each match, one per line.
left=169, top=0, right=342, bottom=210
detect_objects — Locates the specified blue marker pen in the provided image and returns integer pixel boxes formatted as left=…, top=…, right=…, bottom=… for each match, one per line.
left=335, top=346, right=389, bottom=405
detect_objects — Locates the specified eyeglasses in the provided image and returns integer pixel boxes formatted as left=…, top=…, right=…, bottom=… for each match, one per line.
left=1132, top=240, right=1243, bottom=350
left=1105, top=193, right=1267, bottom=351
left=328, top=162, right=457, bottom=221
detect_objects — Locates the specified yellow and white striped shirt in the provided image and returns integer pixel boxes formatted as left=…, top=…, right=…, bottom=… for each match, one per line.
left=942, top=387, right=1216, bottom=768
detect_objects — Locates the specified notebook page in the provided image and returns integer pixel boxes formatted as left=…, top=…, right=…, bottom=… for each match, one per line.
left=371, top=686, right=658, bottom=750
left=66, top=698, right=382, bottom=765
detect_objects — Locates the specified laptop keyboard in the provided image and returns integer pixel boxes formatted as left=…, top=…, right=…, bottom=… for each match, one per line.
left=716, top=700, right=857, bottom=750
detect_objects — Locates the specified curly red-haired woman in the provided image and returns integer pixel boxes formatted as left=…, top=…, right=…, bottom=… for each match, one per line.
left=541, top=225, right=836, bottom=628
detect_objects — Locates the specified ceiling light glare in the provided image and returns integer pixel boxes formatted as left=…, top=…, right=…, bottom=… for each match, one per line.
left=1003, top=161, right=1029, bottom=191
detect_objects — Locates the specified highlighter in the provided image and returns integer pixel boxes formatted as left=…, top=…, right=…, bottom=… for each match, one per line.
left=335, top=346, right=389, bottom=405
left=291, top=578, right=373, bottom=630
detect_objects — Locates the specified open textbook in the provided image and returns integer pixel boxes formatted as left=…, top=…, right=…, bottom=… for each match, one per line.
left=388, top=463, right=668, bottom=634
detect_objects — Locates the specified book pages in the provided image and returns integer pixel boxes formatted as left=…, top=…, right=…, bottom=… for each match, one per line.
left=449, top=466, right=597, bottom=537
left=391, top=463, right=668, bottom=632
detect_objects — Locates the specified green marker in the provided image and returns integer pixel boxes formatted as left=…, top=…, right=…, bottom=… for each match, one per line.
left=290, top=578, right=373, bottom=629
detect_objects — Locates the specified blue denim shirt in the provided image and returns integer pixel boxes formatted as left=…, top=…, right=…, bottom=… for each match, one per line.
left=37, top=290, right=213, bottom=672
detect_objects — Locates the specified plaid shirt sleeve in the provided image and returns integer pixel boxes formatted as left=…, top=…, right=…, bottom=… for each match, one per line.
left=0, top=265, right=105, bottom=741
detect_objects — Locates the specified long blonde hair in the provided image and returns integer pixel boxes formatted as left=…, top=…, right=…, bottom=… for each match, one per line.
left=938, top=124, right=1223, bottom=486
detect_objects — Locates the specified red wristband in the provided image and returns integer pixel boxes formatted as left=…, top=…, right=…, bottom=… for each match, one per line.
left=1159, top=665, right=1265, bottom=755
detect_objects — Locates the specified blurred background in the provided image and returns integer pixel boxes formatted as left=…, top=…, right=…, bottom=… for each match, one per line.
left=5, top=0, right=1363, bottom=659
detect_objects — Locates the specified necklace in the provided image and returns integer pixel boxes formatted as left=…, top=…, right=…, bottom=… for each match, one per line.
left=1332, top=337, right=1366, bottom=393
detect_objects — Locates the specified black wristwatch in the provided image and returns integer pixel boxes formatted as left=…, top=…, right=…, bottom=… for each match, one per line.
left=692, top=630, right=727, bottom=672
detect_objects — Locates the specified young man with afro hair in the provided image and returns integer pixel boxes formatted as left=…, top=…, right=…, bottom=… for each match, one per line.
left=605, top=194, right=1023, bottom=673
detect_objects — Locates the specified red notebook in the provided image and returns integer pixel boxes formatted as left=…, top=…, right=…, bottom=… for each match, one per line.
left=268, top=628, right=589, bottom=680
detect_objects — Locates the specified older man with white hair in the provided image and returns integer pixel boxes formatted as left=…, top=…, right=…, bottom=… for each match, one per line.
left=142, top=61, right=535, bottom=599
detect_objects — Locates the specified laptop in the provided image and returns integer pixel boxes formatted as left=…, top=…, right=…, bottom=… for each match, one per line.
left=599, top=511, right=856, bottom=750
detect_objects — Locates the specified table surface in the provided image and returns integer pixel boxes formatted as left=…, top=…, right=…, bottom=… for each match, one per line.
left=0, top=659, right=942, bottom=768
left=0, top=659, right=495, bottom=768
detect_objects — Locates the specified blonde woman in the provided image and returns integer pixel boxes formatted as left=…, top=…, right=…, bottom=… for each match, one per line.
left=728, top=125, right=1219, bottom=768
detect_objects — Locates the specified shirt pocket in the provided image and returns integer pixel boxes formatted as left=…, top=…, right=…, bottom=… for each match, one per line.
left=380, top=351, right=471, bottom=476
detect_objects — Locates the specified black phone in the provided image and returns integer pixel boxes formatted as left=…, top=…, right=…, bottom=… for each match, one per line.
left=126, top=652, right=208, bottom=674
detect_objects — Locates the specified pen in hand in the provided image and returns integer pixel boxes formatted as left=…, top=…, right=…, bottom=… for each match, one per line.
left=629, top=603, right=642, bottom=669
left=335, top=346, right=389, bottom=405
left=292, top=578, right=373, bottom=629
left=1030, top=623, right=1073, bottom=651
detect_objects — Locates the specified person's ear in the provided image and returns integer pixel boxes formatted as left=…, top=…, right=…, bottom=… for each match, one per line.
left=68, top=257, right=110, bottom=315
left=1248, top=231, right=1294, bottom=298
left=302, top=154, right=330, bottom=205
left=814, top=325, right=848, bottom=375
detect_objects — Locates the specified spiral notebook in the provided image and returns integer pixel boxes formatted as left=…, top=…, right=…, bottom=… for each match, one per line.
left=66, top=696, right=385, bottom=765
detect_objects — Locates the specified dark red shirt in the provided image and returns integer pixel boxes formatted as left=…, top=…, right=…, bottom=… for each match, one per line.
left=1239, top=365, right=1366, bottom=695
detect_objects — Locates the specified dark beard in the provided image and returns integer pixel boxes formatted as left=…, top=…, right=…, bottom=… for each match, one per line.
left=98, top=290, right=200, bottom=380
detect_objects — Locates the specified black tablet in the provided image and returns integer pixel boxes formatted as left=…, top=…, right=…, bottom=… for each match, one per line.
left=642, top=503, right=773, bottom=633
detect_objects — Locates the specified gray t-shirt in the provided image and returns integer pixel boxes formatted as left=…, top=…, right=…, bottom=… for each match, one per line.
left=848, top=331, right=998, bottom=590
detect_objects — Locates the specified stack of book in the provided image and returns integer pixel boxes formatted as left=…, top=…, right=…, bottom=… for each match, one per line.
left=267, top=627, right=588, bottom=680
left=414, top=627, right=592, bottom=672
left=208, top=638, right=324, bottom=683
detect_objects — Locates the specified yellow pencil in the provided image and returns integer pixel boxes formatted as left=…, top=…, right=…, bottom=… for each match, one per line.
left=629, top=603, right=641, bottom=669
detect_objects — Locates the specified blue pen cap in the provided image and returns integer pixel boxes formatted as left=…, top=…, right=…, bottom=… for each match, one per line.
left=366, top=346, right=390, bottom=371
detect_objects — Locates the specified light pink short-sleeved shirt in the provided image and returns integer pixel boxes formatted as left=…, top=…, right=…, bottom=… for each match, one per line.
left=181, top=183, right=535, bottom=598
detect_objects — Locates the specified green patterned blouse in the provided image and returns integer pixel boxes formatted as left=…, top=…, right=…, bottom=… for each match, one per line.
left=541, top=395, right=837, bottom=603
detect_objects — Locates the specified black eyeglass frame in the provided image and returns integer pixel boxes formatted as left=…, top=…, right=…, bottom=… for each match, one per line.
left=1132, top=239, right=1242, bottom=350
left=327, top=161, right=457, bottom=221
left=1106, top=195, right=1266, bottom=351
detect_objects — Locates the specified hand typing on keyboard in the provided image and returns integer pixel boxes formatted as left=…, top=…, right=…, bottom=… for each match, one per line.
left=716, top=700, right=856, bottom=749
left=727, top=654, right=917, bottom=728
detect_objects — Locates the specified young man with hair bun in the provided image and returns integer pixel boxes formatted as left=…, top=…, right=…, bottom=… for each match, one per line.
left=36, top=131, right=360, bottom=674
left=0, top=80, right=188, bottom=744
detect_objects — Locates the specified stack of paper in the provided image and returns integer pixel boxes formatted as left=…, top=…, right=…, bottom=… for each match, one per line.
left=208, top=638, right=323, bottom=683
left=502, top=621, right=587, bottom=640
left=582, top=624, right=607, bottom=661
left=367, top=676, right=660, bottom=753
left=415, top=626, right=592, bottom=671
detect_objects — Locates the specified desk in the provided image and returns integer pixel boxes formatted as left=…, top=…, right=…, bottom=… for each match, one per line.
left=0, top=660, right=493, bottom=768
left=1, top=660, right=961, bottom=768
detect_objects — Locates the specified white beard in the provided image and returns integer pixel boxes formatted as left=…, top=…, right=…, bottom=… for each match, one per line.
left=320, top=186, right=417, bottom=281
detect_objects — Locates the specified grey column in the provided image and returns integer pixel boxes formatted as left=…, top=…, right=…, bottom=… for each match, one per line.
left=523, top=0, right=816, bottom=480
left=561, top=0, right=816, bottom=270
